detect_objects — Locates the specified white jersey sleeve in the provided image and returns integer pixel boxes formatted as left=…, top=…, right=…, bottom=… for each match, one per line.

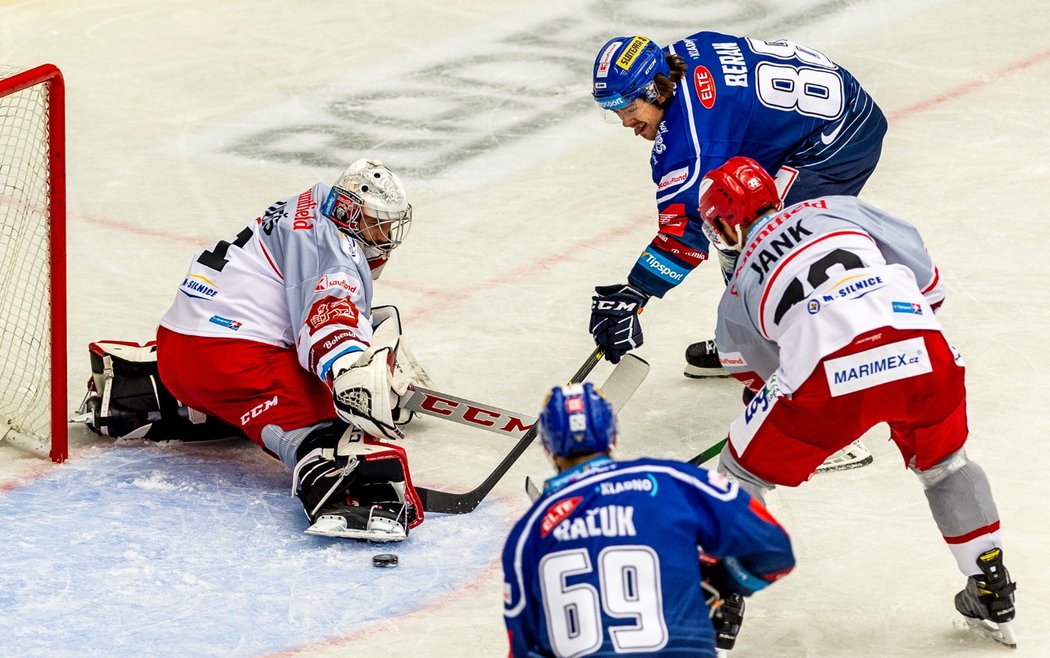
left=159, top=183, right=376, bottom=382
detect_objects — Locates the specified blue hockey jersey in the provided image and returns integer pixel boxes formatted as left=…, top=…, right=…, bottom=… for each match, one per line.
left=628, top=32, right=886, bottom=298
left=502, top=456, right=794, bottom=657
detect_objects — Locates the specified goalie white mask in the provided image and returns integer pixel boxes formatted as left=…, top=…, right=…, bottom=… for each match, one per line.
left=322, top=158, right=413, bottom=279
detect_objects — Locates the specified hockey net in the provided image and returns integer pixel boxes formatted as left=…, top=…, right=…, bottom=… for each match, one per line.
left=0, top=64, right=66, bottom=462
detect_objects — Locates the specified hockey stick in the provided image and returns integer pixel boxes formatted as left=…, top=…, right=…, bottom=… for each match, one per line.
left=688, top=438, right=727, bottom=467
left=417, top=348, right=649, bottom=514
left=687, top=437, right=873, bottom=473
left=399, top=385, right=535, bottom=440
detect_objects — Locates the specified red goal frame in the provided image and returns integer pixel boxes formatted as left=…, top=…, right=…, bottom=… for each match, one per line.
left=0, top=64, right=67, bottom=462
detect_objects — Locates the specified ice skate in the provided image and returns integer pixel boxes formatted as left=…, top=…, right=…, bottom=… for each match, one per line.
left=306, top=502, right=410, bottom=542
left=955, top=548, right=1017, bottom=648
left=684, top=339, right=728, bottom=378
left=815, top=440, right=874, bottom=473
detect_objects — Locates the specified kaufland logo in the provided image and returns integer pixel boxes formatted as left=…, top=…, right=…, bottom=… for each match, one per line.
left=314, top=274, right=358, bottom=295
left=658, top=167, right=689, bottom=190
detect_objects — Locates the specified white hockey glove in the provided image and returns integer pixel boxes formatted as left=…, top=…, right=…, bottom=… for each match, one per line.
left=330, top=316, right=409, bottom=441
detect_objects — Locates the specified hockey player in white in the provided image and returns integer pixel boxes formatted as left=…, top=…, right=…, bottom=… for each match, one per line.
left=697, top=156, right=1017, bottom=647
left=156, top=159, right=423, bottom=542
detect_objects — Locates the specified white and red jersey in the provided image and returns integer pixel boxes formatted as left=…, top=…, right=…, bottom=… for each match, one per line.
left=160, top=183, right=376, bottom=382
left=715, top=196, right=944, bottom=394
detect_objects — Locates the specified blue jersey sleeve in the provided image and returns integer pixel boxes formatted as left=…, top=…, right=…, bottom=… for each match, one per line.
left=627, top=183, right=713, bottom=297
left=683, top=466, right=795, bottom=594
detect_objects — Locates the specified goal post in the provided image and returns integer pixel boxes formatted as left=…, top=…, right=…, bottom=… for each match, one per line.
left=0, top=64, right=67, bottom=462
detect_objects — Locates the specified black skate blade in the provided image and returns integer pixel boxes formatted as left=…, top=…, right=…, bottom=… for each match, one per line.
left=683, top=365, right=729, bottom=378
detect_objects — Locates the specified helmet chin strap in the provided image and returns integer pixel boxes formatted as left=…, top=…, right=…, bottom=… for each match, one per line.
left=365, top=249, right=388, bottom=280
left=723, top=225, right=745, bottom=252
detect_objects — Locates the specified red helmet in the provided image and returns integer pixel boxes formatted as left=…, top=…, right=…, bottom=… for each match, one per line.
left=698, top=156, right=780, bottom=251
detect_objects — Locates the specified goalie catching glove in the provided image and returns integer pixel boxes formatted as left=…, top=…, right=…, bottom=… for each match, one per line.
left=329, top=314, right=409, bottom=441
left=589, top=283, right=649, bottom=363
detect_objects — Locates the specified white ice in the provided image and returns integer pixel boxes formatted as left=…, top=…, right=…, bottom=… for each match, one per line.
left=1, top=0, right=1048, bottom=656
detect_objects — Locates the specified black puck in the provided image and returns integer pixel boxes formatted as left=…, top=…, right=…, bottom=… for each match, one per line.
left=372, top=553, right=399, bottom=568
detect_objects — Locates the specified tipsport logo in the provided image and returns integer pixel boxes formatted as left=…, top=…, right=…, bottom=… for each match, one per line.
left=208, top=315, right=242, bottom=331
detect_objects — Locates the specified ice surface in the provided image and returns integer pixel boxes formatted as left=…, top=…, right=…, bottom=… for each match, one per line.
left=1, top=0, right=1048, bottom=655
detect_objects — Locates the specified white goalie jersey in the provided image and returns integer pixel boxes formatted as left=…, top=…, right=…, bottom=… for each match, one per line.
left=159, top=183, right=377, bottom=381
left=715, top=196, right=945, bottom=394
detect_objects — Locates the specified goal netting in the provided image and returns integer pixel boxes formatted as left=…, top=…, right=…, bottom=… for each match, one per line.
left=0, top=64, right=66, bottom=462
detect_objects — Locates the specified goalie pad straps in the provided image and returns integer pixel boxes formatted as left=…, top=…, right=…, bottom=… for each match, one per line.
left=82, top=340, right=239, bottom=441
left=337, top=433, right=424, bottom=528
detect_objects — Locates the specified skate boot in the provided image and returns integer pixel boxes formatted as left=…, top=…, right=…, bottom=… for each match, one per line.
left=955, top=548, right=1017, bottom=647
left=684, top=339, right=728, bottom=378
left=815, top=440, right=874, bottom=473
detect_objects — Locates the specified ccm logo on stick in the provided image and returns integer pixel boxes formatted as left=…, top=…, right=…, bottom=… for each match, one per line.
left=419, top=394, right=533, bottom=435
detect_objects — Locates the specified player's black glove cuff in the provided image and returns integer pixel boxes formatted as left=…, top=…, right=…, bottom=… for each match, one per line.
left=589, top=283, right=649, bottom=364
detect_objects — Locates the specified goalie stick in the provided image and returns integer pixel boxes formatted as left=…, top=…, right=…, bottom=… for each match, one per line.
left=415, top=348, right=650, bottom=514
left=398, top=386, right=535, bottom=440
left=399, top=352, right=649, bottom=440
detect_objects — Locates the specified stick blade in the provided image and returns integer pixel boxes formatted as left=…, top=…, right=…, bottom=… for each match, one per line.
left=598, top=354, right=650, bottom=414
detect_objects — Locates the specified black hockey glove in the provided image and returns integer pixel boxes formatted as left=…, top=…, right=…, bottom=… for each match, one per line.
left=712, top=593, right=746, bottom=650
left=589, top=283, right=649, bottom=364
left=701, top=554, right=747, bottom=651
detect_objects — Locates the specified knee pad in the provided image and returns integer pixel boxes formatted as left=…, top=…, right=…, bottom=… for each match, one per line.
left=716, top=443, right=775, bottom=505
left=916, top=450, right=1000, bottom=545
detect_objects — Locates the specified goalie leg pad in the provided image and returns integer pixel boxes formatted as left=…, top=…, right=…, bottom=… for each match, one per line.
left=338, top=434, right=424, bottom=530
left=78, top=340, right=241, bottom=441
left=294, top=427, right=423, bottom=540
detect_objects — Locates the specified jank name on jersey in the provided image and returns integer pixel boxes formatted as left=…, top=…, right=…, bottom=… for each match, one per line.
left=746, top=219, right=815, bottom=283
left=551, top=504, right=637, bottom=542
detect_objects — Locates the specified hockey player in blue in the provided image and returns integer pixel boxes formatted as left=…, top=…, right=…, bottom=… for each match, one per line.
left=586, top=33, right=887, bottom=378
left=501, top=383, right=795, bottom=657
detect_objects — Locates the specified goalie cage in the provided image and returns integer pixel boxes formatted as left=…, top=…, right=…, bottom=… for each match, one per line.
left=0, top=64, right=67, bottom=462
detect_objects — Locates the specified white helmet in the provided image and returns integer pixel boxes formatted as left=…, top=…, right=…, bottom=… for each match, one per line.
left=322, top=158, right=412, bottom=277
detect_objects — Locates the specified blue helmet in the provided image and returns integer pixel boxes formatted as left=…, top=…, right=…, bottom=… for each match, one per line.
left=592, top=35, right=670, bottom=111
left=539, top=383, right=617, bottom=458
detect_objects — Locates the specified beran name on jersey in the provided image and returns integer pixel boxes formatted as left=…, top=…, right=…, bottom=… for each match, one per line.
left=551, top=505, right=637, bottom=542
